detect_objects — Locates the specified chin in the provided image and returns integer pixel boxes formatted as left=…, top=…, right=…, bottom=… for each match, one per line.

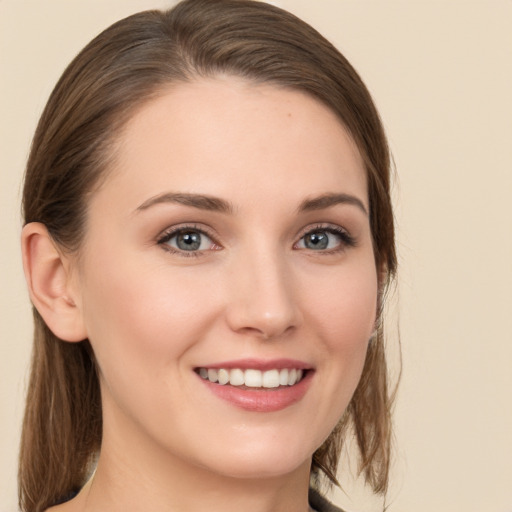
left=193, top=437, right=315, bottom=481
left=209, top=458, right=309, bottom=481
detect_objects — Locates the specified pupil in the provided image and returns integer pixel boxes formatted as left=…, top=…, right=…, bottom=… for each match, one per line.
left=177, top=231, right=201, bottom=251
left=306, top=232, right=328, bottom=250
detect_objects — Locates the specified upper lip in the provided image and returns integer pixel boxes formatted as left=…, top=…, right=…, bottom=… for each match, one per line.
left=195, top=358, right=313, bottom=371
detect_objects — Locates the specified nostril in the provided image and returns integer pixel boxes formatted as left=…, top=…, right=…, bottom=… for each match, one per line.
left=235, top=324, right=296, bottom=341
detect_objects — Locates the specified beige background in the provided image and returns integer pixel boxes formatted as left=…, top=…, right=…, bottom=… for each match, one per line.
left=1, top=1, right=511, bottom=511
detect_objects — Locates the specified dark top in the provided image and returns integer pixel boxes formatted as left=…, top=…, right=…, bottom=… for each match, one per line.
left=309, top=488, right=345, bottom=512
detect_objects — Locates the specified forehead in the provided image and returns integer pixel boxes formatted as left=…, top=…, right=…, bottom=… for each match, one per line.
left=95, top=77, right=367, bottom=213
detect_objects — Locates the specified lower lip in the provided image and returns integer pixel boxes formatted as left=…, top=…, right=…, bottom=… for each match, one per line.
left=198, top=371, right=313, bottom=412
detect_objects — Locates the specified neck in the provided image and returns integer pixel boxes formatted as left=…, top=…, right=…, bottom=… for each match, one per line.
left=71, top=418, right=313, bottom=512
left=79, top=456, right=312, bottom=512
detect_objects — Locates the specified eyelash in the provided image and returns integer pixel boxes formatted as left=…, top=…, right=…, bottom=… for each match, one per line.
left=294, top=224, right=357, bottom=254
left=157, top=224, right=219, bottom=258
left=156, top=223, right=356, bottom=257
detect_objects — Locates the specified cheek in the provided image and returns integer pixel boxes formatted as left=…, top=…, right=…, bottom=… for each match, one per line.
left=312, top=261, right=378, bottom=347
left=306, top=260, right=378, bottom=402
left=77, top=256, right=226, bottom=441
left=79, top=254, right=219, bottom=382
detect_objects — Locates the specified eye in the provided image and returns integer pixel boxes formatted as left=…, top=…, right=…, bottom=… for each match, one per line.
left=157, top=226, right=219, bottom=255
left=295, top=226, right=356, bottom=252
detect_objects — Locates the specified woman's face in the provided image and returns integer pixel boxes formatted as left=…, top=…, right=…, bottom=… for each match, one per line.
left=71, top=77, right=378, bottom=480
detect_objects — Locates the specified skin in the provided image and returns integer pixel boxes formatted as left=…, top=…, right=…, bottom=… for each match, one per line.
left=32, top=77, right=378, bottom=512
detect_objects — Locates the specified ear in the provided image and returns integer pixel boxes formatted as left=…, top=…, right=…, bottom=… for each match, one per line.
left=21, top=222, right=87, bottom=342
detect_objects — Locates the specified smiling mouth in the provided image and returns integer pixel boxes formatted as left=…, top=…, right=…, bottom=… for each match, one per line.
left=196, top=368, right=306, bottom=388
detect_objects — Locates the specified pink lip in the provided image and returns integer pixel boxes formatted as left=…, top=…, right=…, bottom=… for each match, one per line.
left=196, top=359, right=314, bottom=413
left=196, top=358, right=312, bottom=371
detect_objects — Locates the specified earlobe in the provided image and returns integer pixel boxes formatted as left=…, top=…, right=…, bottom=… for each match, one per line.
left=21, top=222, right=87, bottom=342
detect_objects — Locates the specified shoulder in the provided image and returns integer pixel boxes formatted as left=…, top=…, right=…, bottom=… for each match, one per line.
left=309, top=488, right=346, bottom=512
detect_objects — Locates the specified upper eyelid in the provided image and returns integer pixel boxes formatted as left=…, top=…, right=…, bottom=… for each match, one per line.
left=156, top=225, right=220, bottom=258
left=295, top=222, right=351, bottom=238
left=294, top=223, right=357, bottom=250
left=157, top=223, right=218, bottom=243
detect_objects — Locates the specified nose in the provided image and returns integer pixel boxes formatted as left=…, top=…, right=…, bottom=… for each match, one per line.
left=225, top=249, right=303, bottom=340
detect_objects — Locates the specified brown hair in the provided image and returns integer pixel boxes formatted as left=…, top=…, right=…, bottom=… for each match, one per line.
left=20, top=1, right=397, bottom=510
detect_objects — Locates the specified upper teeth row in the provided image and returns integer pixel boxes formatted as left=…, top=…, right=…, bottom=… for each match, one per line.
left=199, top=368, right=304, bottom=388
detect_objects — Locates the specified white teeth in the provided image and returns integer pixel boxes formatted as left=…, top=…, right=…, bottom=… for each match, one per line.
left=230, top=368, right=245, bottom=386
left=217, top=368, right=229, bottom=385
left=262, top=369, right=280, bottom=388
left=198, top=367, right=306, bottom=388
left=244, top=369, right=262, bottom=387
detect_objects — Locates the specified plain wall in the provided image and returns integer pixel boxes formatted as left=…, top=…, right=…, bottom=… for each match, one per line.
left=1, top=1, right=511, bottom=511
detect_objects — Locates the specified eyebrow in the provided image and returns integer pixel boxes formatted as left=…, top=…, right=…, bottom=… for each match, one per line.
left=134, top=191, right=367, bottom=216
left=298, top=193, right=368, bottom=216
left=135, top=192, right=234, bottom=214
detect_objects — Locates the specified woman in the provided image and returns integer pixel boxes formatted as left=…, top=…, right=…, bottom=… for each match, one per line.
left=19, top=0, right=397, bottom=511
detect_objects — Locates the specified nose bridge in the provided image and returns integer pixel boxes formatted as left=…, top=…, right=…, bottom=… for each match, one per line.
left=226, top=242, right=301, bottom=338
